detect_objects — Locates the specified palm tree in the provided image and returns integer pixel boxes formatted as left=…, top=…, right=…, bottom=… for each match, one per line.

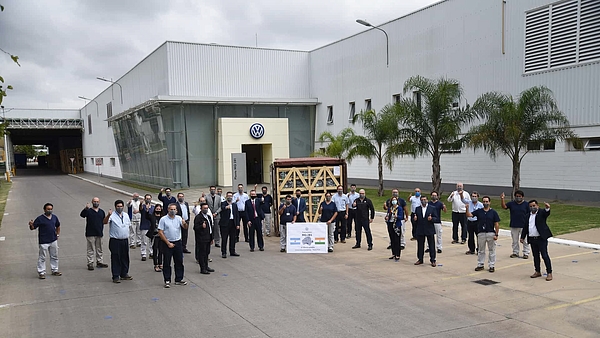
left=347, top=107, right=402, bottom=196
left=389, top=76, right=475, bottom=193
left=466, top=86, right=579, bottom=197
left=313, top=128, right=355, bottom=159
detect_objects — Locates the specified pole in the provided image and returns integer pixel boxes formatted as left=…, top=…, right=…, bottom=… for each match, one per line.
left=372, top=26, right=389, bottom=67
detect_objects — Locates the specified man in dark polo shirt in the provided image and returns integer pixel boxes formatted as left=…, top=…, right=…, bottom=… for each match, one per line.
left=278, top=195, right=297, bottom=252
left=80, top=197, right=108, bottom=270
left=466, top=196, right=500, bottom=273
left=29, top=203, right=62, bottom=279
left=501, top=190, right=530, bottom=259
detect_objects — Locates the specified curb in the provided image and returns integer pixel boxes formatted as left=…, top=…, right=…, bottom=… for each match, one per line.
left=374, top=211, right=599, bottom=251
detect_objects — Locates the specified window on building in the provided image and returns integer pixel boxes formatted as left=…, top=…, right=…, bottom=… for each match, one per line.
left=84, top=158, right=87, bottom=165
left=327, top=106, right=334, bottom=124
left=110, top=157, right=116, bottom=167
left=365, top=99, right=372, bottom=112
left=441, top=142, right=462, bottom=154
left=543, top=139, right=556, bottom=151
left=348, top=102, right=356, bottom=121
left=91, top=157, right=94, bottom=163
left=527, top=141, right=541, bottom=151
left=87, top=115, right=92, bottom=135
left=524, top=0, right=600, bottom=73
left=393, top=94, right=401, bottom=105
left=106, top=102, right=113, bottom=127
left=413, top=91, right=422, bottom=111
left=585, top=137, right=600, bottom=150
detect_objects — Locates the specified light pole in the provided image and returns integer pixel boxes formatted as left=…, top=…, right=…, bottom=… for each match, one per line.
left=96, top=77, right=123, bottom=104
left=356, top=19, right=389, bottom=67
left=78, top=96, right=99, bottom=117
left=1, top=106, right=11, bottom=182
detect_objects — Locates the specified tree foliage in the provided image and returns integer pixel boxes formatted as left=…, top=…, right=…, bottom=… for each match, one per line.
left=14, top=145, right=37, bottom=158
left=0, top=4, right=20, bottom=108
left=466, top=86, right=579, bottom=196
left=313, top=128, right=355, bottom=159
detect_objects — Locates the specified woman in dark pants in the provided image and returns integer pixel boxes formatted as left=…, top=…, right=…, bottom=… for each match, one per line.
left=146, top=204, right=164, bottom=272
left=385, top=197, right=404, bottom=261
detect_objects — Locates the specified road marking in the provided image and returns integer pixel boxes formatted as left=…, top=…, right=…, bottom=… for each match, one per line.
left=441, top=251, right=595, bottom=281
left=546, top=295, right=600, bottom=310
left=0, top=237, right=5, bottom=241
left=3, top=213, right=8, bottom=216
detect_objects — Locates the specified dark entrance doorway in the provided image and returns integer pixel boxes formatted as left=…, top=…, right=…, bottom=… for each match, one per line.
left=242, top=144, right=263, bottom=184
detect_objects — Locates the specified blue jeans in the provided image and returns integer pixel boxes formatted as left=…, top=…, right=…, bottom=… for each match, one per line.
left=160, top=240, right=184, bottom=282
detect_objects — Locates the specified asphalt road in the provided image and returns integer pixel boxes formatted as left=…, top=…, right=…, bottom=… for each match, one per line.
left=0, top=169, right=599, bottom=337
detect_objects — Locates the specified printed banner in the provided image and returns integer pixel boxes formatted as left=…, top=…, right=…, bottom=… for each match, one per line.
left=286, top=222, right=328, bottom=253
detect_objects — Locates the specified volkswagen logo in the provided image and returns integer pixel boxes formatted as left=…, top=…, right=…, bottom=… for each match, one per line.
left=250, top=123, right=265, bottom=139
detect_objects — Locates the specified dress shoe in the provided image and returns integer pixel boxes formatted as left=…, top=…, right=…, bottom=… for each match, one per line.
left=474, top=266, right=484, bottom=271
left=230, top=252, right=240, bottom=257
left=245, top=239, right=249, bottom=243
left=460, top=240, right=466, bottom=244
left=414, top=260, right=423, bottom=265
left=425, top=249, right=430, bottom=253
left=215, top=244, right=220, bottom=248
left=222, top=254, right=227, bottom=258
left=259, top=248, right=264, bottom=251
left=183, top=249, right=191, bottom=254
left=328, top=248, right=333, bottom=252
left=97, top=263, right=109, bottom=268
left=510, top=254, right=519, bottom=258
left=400, top=245, right=405, bottom=251
left=280, top=248, right=286, bottom=252
left=410, top=237, right=416, bottom=241
left=452, top=240, right=459, bottom=244
left=209, top=258, right=212, bottom=262
left=465, top=251, right=475, bottom=255
left=437, top=249, right=442, bottom=254
left=206, top=267, right=215, bottom=272
left=141, top=257, right=147, bottom=261
left=200, top=270, right=210, bottom=275
left=250, top=249, right=255, bottom=252
left=545, top=273, right=553, bottom=281
left=120, top=275, right=133, bottom=280
left=489, top=267, right=495, bottom=273
left=367, top=245, right=373, bottom=251
left=347, top=233, right=352, bottom=238
left=352, top=245, right=361, bottom=249
left=530, top=271, right=542, bottom=278
left=431, top=261, right=437, bottom=267
left=87, top=264, right=94, bottom=270
left=387, top=245, right=392, bottom=250
left=341, top=240, right=346, bottom=243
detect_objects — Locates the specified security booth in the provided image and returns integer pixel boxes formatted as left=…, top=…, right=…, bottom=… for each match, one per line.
left=271, top=157, right=347, bottom=235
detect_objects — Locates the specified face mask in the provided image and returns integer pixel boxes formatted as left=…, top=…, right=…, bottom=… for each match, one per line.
left=116, top=207, right=124, bottom=214
left=155, top=210, right=161, bottom=214
left=285, top=200, right=291, bottom=205
left=168, top=210, right=176, bottom=216
left=483, top=203, right=490, bottom=208
left=251, top=196, right=256, bottom=199
left=227, top=197, right=233, bottom=202
left=92, top=202, right=100, bottom=208
left=391, top=200, right=398, bottom=205
left=210, top=190, right=215, bottom=195
left=262, top=191, right=267, bottom=195
left=421, top=201, right=427, bottom=207
left=472, top=197, right=478, bottom=202
left=515, top=197, right=523, bottom=203
left=296, top=194, right=301, bottom=198
left=415, top=192, right=421, bottom=197
left=431, top=196, right=438, bottom=201
left=133, top=197, right=139, bottom=201
left=337, top=190, right=343, bottom=195
left=392, top=192, right=398, bottom=197
left=238, top=189, right=244, bottom=193
left=178, top=198, right=184, bottom=203
left=351, top=187, right=356, bottom=192
left=166, top=192, right=171, bottom=196
left=45, top=210, right=53, bottom=216
left=326, top=196, right=331, bottom=201
left=530, top=207, right=538, bottom=213
left=201, top=209, right=208, bottom=214
left=145, top=199, right=151, bottom=203
left=457, top=187, right=463, bottom=192
left=360, top=194, right=365, bottom=199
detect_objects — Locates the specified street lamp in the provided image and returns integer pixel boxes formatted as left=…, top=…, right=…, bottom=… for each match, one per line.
left=96, top=77, right=123, bottom=104
left=356, top=19, right=389, bottom=67
left=78, top=96, right=99, bottom=117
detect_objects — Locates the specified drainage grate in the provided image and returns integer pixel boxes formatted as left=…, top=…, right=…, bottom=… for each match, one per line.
left=473, top=279, right=499, bottom=286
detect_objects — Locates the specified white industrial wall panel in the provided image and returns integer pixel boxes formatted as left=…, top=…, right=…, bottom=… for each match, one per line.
left=166, top=42, right=311, bottom=99
left=311, top=0, right=600, bottom=192
left=4, top=109, right=80, bottom=119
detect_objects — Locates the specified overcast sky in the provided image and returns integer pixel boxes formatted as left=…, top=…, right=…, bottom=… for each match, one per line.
left=0, top=0, right=439, bottom=109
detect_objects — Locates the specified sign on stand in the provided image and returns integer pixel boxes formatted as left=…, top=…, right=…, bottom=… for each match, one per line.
left=286, top=222, right=328, bottom=253
left=69, top=157, right=75, bottom=174
left=231, top=153, right=246, bottom=190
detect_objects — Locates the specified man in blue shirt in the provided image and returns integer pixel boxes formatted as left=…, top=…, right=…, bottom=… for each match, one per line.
left=158, top=203, right=189, bottom=288
left=278, top=195, right=297, bottom=252
left=501, top=190, right=530, bottom=259
left=233, top=184, right=250, bottom=243
left=466, top=196, right=500, bottom=273
left=347, top=184, right=360, bottom=239
left=332, top=185, right=349, bottom=243
left=463, top=191, right=484, bottom=255
left=80, top=197, right=108, bottom=270
left=103, top=200, right=133, bottom=283
left=29, top=203, right=61, bottom=279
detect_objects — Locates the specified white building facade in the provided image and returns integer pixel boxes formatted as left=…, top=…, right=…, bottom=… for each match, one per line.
left=81, top=0, right=600, bottom=199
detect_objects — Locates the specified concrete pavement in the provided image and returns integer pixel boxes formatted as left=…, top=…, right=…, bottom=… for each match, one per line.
left=1, top=169, right=599, bottom=337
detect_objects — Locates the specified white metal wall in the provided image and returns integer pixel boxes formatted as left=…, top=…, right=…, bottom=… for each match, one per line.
left=166, top=42, right=311, bottom=99
left=311, top=0, right=600, bottom=192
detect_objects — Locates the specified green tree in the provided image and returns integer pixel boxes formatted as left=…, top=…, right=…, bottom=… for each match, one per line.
left=14, top=145, right=36, bottom=158
left=347, top=107, right=402, bottom=196
left=313, top=128, right=355, bottom=159
left=390, top=76, right=475, bottom=193
left=466, top=86, right=579, bottom=197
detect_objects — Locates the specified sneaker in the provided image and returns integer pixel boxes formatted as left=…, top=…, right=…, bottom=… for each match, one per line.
left=523, top=255, right=529, bottom=259
left=96, top=263, right=109, bottom=268
left=437, top=249, right=442, bottom=254
left=341, top=240, right=346, bottom=243
left=120, top=275, right=133, bottom=280
left=141, top=257, right=147, bottom=261
left=328, top=248, right=333, bottom=252
left=280, top=248, right=286, bottom=252
left=215, top=244, right=221, bottom=248
left=460, top=240, right=466, bottom=244
left=175, top=280, right=188, bottom=286
left=452, top=240, right=459, bottom=244
left=87, top=264, right=94, bottom=270
left=489, top=267, right=495, bottom=273
left=352, top=245, right=361, bottom=249
left=164, top=281, right=171, bottom=288
left=136, top=243, right=141, bottom=247
left=39, top=273, right=46, bottom=279
left=510, top=254, right=519, bottom=258
left=51, top=271, right=62, bottom=276
left=113, top=278, right=121, bottom=283
left=222, top=254, right=227, bottom=258
left=474, top=266, right=484, bottom=271
left=400, top=245, right=405, bottom=251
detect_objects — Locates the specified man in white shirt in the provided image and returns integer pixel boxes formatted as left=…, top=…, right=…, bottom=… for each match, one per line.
left=521, top=200, right=553, bottom=281
left=233, top=184, right=250, bottom=243
left=408, top=188, right=422, bottom=241
left=447, top=182, right=470, bottom=244
left=158, top=203, right=189, bottom=288
left=127, top=193, right=142, bottom=249
left=103, top=200, right=133, bottom=284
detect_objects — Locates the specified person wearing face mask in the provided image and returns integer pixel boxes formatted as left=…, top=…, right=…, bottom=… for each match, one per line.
left=385, top=197, right=407, bottom=261
left=145, top=204, right=164, bottom=272
left=352, top=189, right=375, bottom=251
left=205, top=186, right=222, bottom=247
left=501, top=190, right=530, bottom=259
left=279, top=195, right=297, bottom=252
left=245, top=190, right=265, bottom=252
left=427, top=191, right=447, bottom=254
left=194, top=203, right=215, bottom=274
left=127, top=193, right=142, bottom=249
left=346, top=184, right=360, bottom=239
left=257, top=186, right=274, bottom=237
left=139, top=194, right=154, bottom=260
left=332, top=185, right=350, bottom=244
left=413, top=196, right=439, bottom=267
left=447, top=182, right=471, bottom=244
left=80, top=197, right=108, bottom=270
left=384, top=189, right=403, bottom=250
left=103, top=200, right=133, bottom=283
left=319, top=192, right=338, bottom=253
left=158, top=203, right=189, bottom=288
left=520, top=200, right=553, bottom=281
left=174, top=193, right=191, bottom=254
left=466, top=196, right=500, bottom=273
left=233, top=184, right=250, bottom=243
left=192, top=197, right=207, bottom=262
left=292, top=189, right=307, bottom=222
left=29, top=203, right=62, bottom=279
left=408, top=188, right=423, bottom=241
left=219, top=192, right=241, bottom=258
left=463, top=191, right=483, bottom=255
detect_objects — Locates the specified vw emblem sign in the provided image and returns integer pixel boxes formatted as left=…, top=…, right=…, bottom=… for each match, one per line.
left=250, top=123, right=265, bottom=139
